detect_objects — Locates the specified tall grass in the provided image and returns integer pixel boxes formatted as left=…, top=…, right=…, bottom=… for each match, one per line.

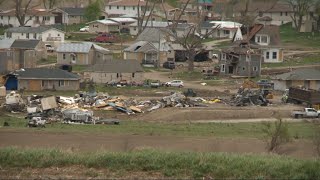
left=0, top=147, right=319, bottom=179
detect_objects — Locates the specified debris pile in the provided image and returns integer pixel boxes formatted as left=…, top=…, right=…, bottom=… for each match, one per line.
left=229, top=87, right=269, bottom=106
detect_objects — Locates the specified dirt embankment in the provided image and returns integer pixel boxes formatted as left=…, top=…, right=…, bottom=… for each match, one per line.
left=0, top=130, right=316, bottom=159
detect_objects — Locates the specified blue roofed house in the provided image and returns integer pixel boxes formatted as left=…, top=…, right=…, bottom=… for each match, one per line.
left=56, top=42, right=112, bottom=65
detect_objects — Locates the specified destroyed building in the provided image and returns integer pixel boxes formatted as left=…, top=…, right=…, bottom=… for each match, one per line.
left=219, top=42, right=262, bottom=77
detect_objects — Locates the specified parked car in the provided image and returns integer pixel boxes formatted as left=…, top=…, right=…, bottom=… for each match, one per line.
left=257, top=79, right=274, bottom=89
left=163, top=61, right=175, bottom=69
left=165, top=80, right=184, bottom=88
left=45, top=44, right=54, bottom=52
left=292, top=108, right=320, bottom=118
left=150, top=80, right=161, bottom=88
left=94, top=33, right=117, bottom=43
left=80, top=26, right=89, bottom=32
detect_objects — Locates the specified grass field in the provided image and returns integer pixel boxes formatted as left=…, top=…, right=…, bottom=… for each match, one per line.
left=262, top=54, right=320, bottom=68
left=0, top=115, right=316, bottom=139
left=280, top=23, right=320, bottom=48
left=0, top=147, right=319, bottom=179
left=37, top=55, right=57, bottom=65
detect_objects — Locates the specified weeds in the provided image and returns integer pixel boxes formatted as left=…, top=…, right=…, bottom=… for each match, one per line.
left=0, top=147, right=319, bottom=179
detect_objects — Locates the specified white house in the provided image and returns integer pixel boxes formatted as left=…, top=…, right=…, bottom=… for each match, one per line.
left=129, top=21, right=171, bottom=36
left=51, top=8, right=86, bottom=25
left=105, top=0, right=147, bottom=16
left=209, top=21, right=242, bottom=39
left=87, top=19, right=120, bottom=33
left=0, top=9, right=56, bottom=27
left=5, top=26, right=65, bottom=43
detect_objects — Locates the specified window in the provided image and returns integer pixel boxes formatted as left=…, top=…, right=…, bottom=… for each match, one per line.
left=221, top=53, right=226, bottom=60
left=117, top=6, right=119, bottom=9
left=43, top=16, right=50, bottom=21
left=109, top=6, right=111, bottom=10
left=7, top=51, right=12, bottom=57
left=123, top=6, right=126, bottom=10
left=26, top=33, right=29, bottom=39
left=117, top=73, right=119, bottom=78
left=134, top=27, right=136, bottom=31
left=59, top=80, right=65, bottom=87
left=72, top=55, right=76, bottom=61
left=285, top=12, right=288, bottom=16
left=42, top=80, right=45, bottom=87
left=58, top=33, right=60, bottom=36
left=33, top=33, right=36, bottom=39
left=132, top=73, right=135, bottom=77
left=280, top=12, right=283, bottom=16
left=8, top=16, right=10, bottom=20
left=253, top=66, right=258, bottom=71
left=242, top=67, right=246, bottom=71
left=133, top=6, right=135, bottom=10
left=63, top=54, right=66, bottom=59
left=256, top=35, right=268, bottom=44
left=224, top=30, right=230, bottom=35
left=6, top=32, right=12, bottom=38
left=272, top=52, right=277, bottom=59
left=0, top=16, right=3, bottom=20
left=265, top=51, right=270, bottom=59
left=21, top=33, right=24, bottom=36
left=221, top=64, right=225, bottom=72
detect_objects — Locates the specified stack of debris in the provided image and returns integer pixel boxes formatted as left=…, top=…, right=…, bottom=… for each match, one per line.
left=229, top=87, right=269, bottom=106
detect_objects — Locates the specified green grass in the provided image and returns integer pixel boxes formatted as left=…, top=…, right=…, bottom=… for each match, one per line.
left=172, top=71, right=204, bottom=81
left=37, top=55, right=57, bottom=65
left=0, top=116, right=316, bottom=139
left=280, top=23, right=320, bottom=48
left=0, top=27, right=6, bottom=35
left=0, top=147, right=319, bottom=179
left=262, top=54, right=320, bottom=68
left=72, top=65, right=88, bottom=72
left=66, top=32, right=96, bottom=41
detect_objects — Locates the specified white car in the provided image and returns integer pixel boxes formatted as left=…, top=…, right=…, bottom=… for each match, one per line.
left=165, top=80, right=184, bottom=88
left=80, top=26, right=89, bottom=32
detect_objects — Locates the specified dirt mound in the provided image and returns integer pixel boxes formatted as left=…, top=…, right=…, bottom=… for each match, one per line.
left=135, top=104, right=299, bottom=122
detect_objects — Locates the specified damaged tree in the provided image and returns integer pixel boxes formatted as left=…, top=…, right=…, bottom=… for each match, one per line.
left=262, top=117, right=291, bottom=153
left=42, top=0, right=57, bottom=9
left=286, top=0, right=318, bottom=32
left=137, top=0, right=158, bottom=35
left=161, top=0, right=219, bottom=71
left=14, top=0, right=41, bottom=26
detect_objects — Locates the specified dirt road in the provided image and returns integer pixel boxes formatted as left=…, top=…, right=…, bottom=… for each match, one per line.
left=0, top=129, right=315, bottom=159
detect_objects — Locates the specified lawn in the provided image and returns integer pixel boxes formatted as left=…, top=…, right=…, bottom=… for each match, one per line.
left=172, top=71, right=204, bottom=81
left=262, top=54, right=320, bottom=68
left=36, top=55, right=57, bottom=65
left=0, top=147, right=319, bottom=179
left=280, top=23, right=320, bottom=48
left=0, top=115, right=316, bottom=139
left=0, top=27, right=6, bottom=35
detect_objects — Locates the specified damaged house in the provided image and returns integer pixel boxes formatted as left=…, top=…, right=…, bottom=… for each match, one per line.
left=84, top=59, right=144, bottom=84
left=6, top=68, right=80, bottom=91
left=0, top=39, right=46, bottom=74
left=219, top=42, right=262, bottom=77
left=124, top=28, right=174, bottom=66
left=56, top=42, right=112, bottom=65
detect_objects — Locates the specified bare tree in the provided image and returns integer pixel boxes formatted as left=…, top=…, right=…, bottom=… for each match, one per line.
left=42, top=0, right=57, bottom=9
left=161, top=0, right=219, bottom=71
left=286, top=0, right=317, bottom=32
left=14, top=0, right=41, bottom=26
left=0, top=0, right=6, bottom=6
left=262, top=117, right=291, bottom=153
left=137, top=0, right=158, bottom=35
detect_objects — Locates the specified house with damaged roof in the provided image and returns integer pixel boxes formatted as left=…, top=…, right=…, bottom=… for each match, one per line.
left=56, top=42, right=112, bottom=65
left=271, top=68, right=320, bottom=91
left=84, top=59, right=144, bottom=84
left=219, top=24, right=283, bottom=77
left=124, top=28, right=174, bottom=66
left=0, top=39, right=46, bottom=74
left=51, top=7, right=86, bottom=24
left=6, top=68, right=80, bottom=91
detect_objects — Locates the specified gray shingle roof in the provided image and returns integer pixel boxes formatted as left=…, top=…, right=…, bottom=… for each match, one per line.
left=56, top=42, right=109, bottom=53
left=10, top=40, right=40, bottom=49
left=136, top=28, right=167, bottom=43
left=56, top=42, right=93, bottom=53
left=273, top=68, right=320, bottom=81
left=16, top=68, right=80, bottom=80
left=0, top=39, right=15, bottom=49
left=60, top=8, right=85, bottom=16
left=124, top=41, right=157, bottom=52
left=87, top=59, right=143, bottom=73
left=5, top=26, right=62, bottom=34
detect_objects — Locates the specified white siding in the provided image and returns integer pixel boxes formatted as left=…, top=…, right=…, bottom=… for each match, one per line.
left=0, top=15, right=55, bottom=27
left=5, top=29, right=65, bottom=42
left=105, top=5, right=143, bottom=15
left=263, top=48, right=282, bottom=63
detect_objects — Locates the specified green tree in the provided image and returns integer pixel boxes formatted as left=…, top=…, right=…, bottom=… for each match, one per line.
left=84, top=0, right=101, bottom=22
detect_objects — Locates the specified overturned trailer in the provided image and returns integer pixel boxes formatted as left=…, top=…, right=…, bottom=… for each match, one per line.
left=62, top=109, right=94, bottom=124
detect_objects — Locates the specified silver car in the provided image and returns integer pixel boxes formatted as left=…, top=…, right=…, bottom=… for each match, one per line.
left=165, top=80, right=184, bottom=88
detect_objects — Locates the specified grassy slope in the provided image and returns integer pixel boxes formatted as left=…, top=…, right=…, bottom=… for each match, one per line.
left=0, top=147, right=319, bottom=179
left=262, top=54, right=320, bottom=68
left=0, top=116, right=315, bottom=139
left=280, top=23, right=320, bottom=48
